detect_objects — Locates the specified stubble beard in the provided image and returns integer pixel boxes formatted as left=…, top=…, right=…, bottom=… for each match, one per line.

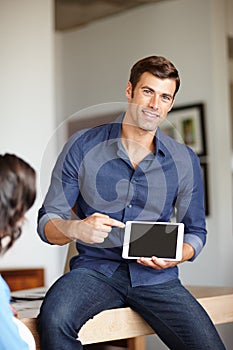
left=136, top=107, right=161, bottom=133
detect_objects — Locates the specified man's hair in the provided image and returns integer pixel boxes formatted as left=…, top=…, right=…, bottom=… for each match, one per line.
left=129, top=55, right=180, bottom=97
left=0, top=153, right=36, bottom=254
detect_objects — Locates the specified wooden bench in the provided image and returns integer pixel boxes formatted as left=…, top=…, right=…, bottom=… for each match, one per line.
left=14, top=285, right=233, bottom=350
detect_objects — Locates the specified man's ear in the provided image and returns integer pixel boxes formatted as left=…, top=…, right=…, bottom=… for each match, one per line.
left=125, top=81, right=132, bottom=100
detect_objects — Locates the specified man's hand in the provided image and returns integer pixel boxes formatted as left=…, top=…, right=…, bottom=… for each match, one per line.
left=75, top=213, right=125, bottom=244
left=45, top=213, right=125, bottom=245
left=137, top=242, right=195, bottom=270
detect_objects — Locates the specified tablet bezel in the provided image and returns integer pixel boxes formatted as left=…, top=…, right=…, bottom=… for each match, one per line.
left=122, top=221, right=184, bottom=261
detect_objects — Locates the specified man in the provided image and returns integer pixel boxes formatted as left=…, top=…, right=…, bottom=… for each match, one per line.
left=37, top=56, right=225, bottom=349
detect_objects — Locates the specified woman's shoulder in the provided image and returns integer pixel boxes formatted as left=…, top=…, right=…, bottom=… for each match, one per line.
left=0, top=275, right=10, bottom=301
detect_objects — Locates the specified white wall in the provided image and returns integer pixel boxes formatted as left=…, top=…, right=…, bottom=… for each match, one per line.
left=0, top=0, right=66, bottom=286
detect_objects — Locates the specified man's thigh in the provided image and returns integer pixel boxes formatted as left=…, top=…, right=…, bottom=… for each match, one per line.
left=38, top=268, right=125, bottom=331
left=127, top=279, right=225, bottom=350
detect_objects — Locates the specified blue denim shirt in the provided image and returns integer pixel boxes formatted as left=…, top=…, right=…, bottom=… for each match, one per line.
left=38, top=115, right=207, bottom=286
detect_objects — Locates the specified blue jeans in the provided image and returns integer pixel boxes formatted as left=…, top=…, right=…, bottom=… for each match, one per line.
left=37, top=263, right=226, bottom=350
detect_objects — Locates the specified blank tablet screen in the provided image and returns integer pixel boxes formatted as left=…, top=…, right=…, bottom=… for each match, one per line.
left=128, top=222, right=179, bottom=258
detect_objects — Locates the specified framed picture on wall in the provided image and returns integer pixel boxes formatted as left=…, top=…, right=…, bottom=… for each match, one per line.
left=161, top=103, right=207, bottom=156
left=200, top=163, right=210, bottom=216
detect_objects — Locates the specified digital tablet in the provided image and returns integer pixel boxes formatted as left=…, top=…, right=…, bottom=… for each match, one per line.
left=122, top=221, right=184, bottom=261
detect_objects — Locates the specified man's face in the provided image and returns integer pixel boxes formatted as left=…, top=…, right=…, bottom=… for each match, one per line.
left=125, top=72, right=176, bottom=132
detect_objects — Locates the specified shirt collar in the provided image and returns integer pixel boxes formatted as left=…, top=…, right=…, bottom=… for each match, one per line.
left=108, top=114, right=167, bottom=159
left=155, top=128, right=167, bottom=157
left=108, top=113, right=124, bottom=144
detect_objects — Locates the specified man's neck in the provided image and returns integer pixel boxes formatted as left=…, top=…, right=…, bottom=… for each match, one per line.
left=121, top=118, right=156, bottom=169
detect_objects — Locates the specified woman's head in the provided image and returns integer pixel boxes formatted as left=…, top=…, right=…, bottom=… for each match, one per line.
left=0, top=154, right=36, bottom=254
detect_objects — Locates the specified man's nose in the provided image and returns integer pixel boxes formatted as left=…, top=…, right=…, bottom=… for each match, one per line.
left=149, top=95, right=159, bottom=109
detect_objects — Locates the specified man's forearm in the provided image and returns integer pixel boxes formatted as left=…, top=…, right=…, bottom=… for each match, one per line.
left=44, top=218, right=74, bottom=245
left=181, top=242, right=195, bottom=262
left=44, top=213, right=125, bottom=246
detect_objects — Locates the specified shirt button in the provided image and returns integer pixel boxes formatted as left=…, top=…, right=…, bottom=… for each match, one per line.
left=127, top=204, right=132, bottom=208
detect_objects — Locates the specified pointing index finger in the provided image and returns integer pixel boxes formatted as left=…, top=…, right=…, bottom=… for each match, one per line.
left=107, top=218, right=125, bottom=228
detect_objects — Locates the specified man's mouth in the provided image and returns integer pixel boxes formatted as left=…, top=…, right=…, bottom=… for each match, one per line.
left=142, top=108, right=159, bottom=120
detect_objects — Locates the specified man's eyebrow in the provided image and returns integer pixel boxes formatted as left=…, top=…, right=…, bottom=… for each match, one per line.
left=141, top=85, right=154, bottom=92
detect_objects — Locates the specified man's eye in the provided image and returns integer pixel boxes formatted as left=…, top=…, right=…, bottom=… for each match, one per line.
left=162, top=95, right=172, bottom=102
left=143, top=89, right=152, bottom=95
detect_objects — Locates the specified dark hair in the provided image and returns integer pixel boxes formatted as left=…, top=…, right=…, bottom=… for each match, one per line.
left=129, top=55, right=180, bottom=97
left=0, top=154, right=36, bottom=254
